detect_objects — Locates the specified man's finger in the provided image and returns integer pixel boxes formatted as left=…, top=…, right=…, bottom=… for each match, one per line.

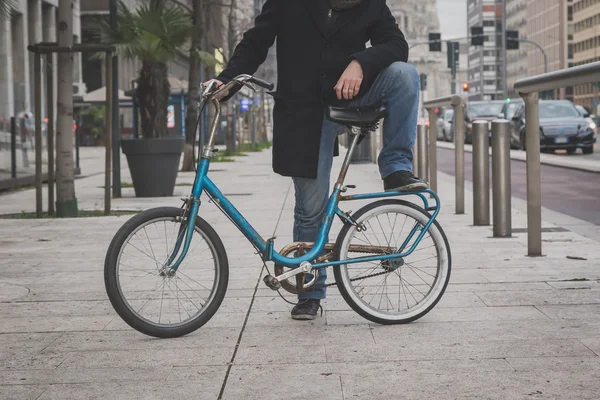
left=353, top=81, right=361, bottom=97
left=344, top=81, right=352, bottom=99
left=335, top=81, right=344, bottom=100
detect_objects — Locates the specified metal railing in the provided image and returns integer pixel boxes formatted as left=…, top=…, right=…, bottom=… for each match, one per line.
left=423, top=95, right=465, bottom=213
left=514, top=61, right=600, bottom=256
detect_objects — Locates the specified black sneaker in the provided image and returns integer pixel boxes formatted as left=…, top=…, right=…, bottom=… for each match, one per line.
left=291, top=299, right=321, bottom=320
left=383, top=170, right=429, bottom=192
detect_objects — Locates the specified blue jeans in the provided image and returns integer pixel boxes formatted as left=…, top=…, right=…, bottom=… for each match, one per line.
left=292, top=61, right=420, bottom=300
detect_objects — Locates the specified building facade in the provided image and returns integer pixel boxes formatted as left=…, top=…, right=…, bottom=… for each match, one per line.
left=572, top=0, right=600, bottom=111
left=506, top=0, right=527, bottom=99
left=388, top=0, right=452, bottom=117
left=467, top=0, right=504, bottom=101
left=526, top=0, right=569, bottom=99
left=0, top=0, right=83, bottom=122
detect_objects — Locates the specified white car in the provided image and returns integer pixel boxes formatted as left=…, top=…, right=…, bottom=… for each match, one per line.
left=436, top=109, right=454, bottom=142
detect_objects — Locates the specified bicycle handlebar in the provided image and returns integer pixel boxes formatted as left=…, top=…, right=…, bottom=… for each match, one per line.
left=202, top=74, right=274, bottom=100
left=247, top=76, right=274, bottom=91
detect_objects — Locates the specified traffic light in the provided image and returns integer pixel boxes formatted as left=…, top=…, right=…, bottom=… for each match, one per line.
left=429, top=33, right=441, bottom=52
left=462, top=83, right=469, bottom=92
left=446, top=41, right=459, bottom=69
left=420, top=73, right=428, bottom=90
left=470, top=26, right=484, bottom=46
left=506, top=30, right=519, bottom=50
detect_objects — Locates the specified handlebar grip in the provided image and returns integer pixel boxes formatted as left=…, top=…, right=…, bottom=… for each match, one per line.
left=248, top=76, right=274, bottom=91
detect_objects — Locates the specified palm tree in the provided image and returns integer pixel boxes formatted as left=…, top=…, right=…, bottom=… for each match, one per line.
left=98, top=0, right=193, bottom=138
left=0, top=0, right=15, bottom=20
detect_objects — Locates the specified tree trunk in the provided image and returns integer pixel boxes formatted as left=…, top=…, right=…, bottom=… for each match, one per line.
left=225, top=0, right=238, bottom=154
left=55, top=0, right=77, bottom=217
left=181, top=0, right=203, bottom=171
left=138, top=61, right=170, bottom=139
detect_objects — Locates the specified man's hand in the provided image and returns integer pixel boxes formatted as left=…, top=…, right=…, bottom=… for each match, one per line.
left=202, top=79, right=225, bottom=99
left=334, top=60, right=363, bottom=100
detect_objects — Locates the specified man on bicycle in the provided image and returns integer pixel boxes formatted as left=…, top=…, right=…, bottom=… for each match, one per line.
left=205, top=0, right=427, bottom=320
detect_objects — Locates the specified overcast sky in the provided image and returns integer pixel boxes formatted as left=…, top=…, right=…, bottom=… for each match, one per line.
left=437, top=0, right=467, bottom=39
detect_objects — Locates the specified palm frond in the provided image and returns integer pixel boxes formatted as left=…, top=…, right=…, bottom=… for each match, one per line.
left=94, top=0, right=193, bottom=64
left=192, top=49, right=221, bottom=68
left=0, top=0, right=16, bottom=20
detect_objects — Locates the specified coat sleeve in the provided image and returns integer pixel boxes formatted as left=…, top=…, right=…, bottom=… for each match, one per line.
left=216, top=0, right=279, bottom=97
left=350, top=2, right=409, bottom=84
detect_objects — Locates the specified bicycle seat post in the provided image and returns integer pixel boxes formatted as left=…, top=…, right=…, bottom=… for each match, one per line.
left=334, top=126, right=363, bottom=190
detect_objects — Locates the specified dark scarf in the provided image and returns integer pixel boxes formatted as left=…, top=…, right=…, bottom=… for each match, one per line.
left=330, top=0, right=363, bottom=10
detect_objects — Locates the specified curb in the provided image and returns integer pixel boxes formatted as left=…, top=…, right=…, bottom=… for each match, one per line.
left=436, top=141, right=600, bottom=173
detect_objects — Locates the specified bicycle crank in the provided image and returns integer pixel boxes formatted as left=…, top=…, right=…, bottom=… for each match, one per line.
left=264, top=261, right=313, bottom=291
left=272, top=242, right=398, bottom=294
left=273, top=242, right=336, bottom=294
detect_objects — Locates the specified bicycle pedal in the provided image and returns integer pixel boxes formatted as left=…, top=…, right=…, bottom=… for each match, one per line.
left=263, top=274, right=281, bottom=291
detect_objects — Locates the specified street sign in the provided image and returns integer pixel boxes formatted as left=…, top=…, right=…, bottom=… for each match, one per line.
left=240, top=99, right=251, bottom=112
left=167, top=105, right=175, bottom=128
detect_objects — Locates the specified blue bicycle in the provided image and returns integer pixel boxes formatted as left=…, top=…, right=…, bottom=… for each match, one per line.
left=104, top=74, right=451, bottom=338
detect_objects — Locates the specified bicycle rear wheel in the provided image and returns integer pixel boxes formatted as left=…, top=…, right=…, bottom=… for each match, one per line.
left=104, top=206, right=228, bottom=338
left=334, top=199, right=451, bottom=324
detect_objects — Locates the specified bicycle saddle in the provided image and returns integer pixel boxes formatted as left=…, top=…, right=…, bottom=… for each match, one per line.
left=326, top=104, right=387, bottom=126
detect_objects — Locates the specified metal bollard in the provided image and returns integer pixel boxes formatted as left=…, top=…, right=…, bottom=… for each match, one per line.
left=491, top=119, right=511, bottom=237
left=472, top=120, right=490, bottom=225
left=523, top=92, right=542, bottom=256
left=451, top=96, right=465, bottom=214
left=413, top=124, right=424, bottom=177
left=427, top=112, right=437, bottom=194
left=10, top=117, right=17, bottom=178
left=417, top=124, right=428, bottom=181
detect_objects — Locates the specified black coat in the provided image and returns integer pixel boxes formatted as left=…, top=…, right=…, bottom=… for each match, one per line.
left=217, top=0, right=409, bottom=178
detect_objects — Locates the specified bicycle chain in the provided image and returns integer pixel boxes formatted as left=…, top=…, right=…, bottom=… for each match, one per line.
left=323, top=269, right=391, bottom=287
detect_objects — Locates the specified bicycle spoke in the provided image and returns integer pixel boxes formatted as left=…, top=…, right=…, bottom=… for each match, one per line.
left=114, top=216, right=218, bottom=328
left=336, top=202, right=448, bottom=322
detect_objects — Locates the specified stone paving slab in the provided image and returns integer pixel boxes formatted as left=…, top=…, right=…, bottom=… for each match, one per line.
left=1, top=146, right=600, bottom=398
left=35, top=380, right=224, bottom=400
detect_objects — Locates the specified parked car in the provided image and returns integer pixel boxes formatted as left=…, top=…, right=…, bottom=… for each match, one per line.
left=509, top=100, right=596, bottom=154
left=575, top=104, right=598, bottom=137
left=464, top=100, right=507, bottom=143
left=502, top=99, right=524, bottom=120
left=436, top=108, right=454, bottom=142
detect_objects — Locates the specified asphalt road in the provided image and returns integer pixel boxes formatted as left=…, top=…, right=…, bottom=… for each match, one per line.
left=436, top=147, right=600, bottom=226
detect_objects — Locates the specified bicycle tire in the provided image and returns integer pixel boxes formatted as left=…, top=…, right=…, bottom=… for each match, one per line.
left=104, top=206, right=229, bottom=338
left=333, top=199, right=451, bottom=325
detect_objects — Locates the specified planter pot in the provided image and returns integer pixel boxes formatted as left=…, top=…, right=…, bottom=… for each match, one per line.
left=121, top=137, right=185, bottom=197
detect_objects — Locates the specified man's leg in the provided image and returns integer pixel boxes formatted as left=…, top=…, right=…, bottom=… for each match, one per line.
left=349, top=62, right=427, bottom=190
left=290, top=118, right=339, bottom=318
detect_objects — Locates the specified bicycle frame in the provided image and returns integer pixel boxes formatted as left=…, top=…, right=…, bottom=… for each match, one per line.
left=165, top=95, right=441, bottom=273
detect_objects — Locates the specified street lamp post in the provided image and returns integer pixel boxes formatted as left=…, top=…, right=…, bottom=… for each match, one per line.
left=519, top=38, right=548, bottom=74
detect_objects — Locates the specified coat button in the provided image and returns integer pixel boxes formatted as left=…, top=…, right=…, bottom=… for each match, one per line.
left=325, top=43, right=330, bottom=48
left=323, top=73, right=327, bottom=78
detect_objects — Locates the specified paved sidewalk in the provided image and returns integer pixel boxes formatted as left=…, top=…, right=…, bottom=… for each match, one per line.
left=1, top=147, right=599, bottom=399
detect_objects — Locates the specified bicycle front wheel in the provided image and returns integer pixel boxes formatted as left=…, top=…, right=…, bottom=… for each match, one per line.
left=334, top=199, right=451, bottom=324
left=104, top=207, right=228, bottom=338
